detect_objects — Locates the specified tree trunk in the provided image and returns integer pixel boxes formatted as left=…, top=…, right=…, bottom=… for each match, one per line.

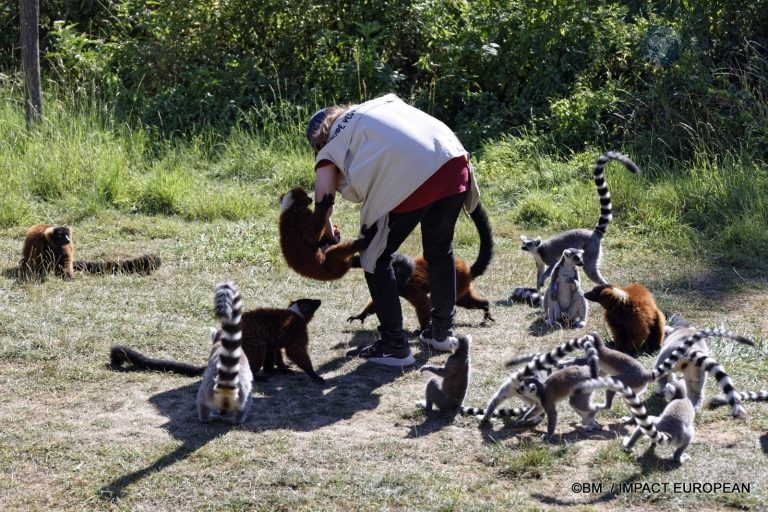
left=20, top=0, right=42, bottom=125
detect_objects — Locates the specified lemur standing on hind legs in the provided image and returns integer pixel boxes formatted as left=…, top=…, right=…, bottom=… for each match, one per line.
left=418, top=334, right=472, bottom=412
left=543, top=248, right=588, bottom=328
left=416, top=334, right=527, bottom=418
left=520, top=151, right=640, bottom=291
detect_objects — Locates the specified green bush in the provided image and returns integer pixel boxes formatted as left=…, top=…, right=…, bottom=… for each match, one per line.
left=3, top=1, right=766, bottom=157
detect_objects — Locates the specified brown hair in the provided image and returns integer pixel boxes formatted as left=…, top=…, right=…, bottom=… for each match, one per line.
left=311, top=104, right=356, bottom=153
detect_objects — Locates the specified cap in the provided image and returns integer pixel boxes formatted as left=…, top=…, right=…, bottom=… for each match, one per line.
left=306, top=107, right=328, bottom=147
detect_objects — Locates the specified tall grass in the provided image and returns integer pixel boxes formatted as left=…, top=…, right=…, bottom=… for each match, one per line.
left=0, top=86, right=313, bottom=227
left=1, top=84, right=766, bottom=268
left=475, top=135, right=768, bottom=267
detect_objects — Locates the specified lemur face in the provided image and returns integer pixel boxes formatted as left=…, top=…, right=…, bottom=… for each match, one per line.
left=564, top=248, right=584, bottom=267
left=52, top=227, right=71, bottom=246
left=520, top=236, right=542, bottom=252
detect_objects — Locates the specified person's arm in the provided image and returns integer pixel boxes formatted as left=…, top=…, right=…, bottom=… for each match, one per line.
left=314, top=163, right=339, bottom=244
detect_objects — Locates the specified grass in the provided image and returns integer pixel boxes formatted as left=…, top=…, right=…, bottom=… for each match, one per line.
left=1, top=88, right=768, bottom=510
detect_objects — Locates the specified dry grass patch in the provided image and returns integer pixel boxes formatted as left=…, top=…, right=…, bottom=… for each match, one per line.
left=0, top=208, right=766, bottom=511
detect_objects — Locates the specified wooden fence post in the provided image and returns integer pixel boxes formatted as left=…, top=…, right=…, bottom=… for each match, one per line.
left=20, top=0, right=43, bottom=124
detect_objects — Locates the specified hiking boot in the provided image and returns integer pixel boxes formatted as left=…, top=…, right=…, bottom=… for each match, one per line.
left=357, top=340, right=415, bottom=367
left=419, top=324, right=459, bottom=352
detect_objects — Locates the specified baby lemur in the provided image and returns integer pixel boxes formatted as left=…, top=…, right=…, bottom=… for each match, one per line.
left=578, top=376, right=695, bottom=463
left=543, top=248, right=588, bottom=328
left=521, top=151, right=639, bottom=290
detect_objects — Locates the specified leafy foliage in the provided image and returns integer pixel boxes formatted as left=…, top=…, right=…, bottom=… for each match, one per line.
left=2, top=1, right=767, bottom=158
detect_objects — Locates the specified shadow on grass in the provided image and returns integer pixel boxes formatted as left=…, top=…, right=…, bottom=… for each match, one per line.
left=404, top=410, right=458, bottom=438
left=641, top=265, right=766, bottom=305
left=98, top=381, right=228, bottom=502
left=526, top=318, right=585, bottom=337
left=100, top=332, right=419, bottom=500
left=530, top=434, right=686, bottom=507
left=2, top=265, right=48, bottom=283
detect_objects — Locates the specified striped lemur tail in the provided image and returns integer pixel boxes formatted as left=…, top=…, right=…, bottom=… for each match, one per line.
left=505, top=328, right=751, bottom=419
left=459, top=405, right=527, bottom=418
left=75, top=254, right=162, bottom=274
left=676, top=349, right=749, bottom=419
left=651, top=327, right=753, bottom=380
left=479, top=333, right=600, bottom=422
left=110, top=344, right=205, bottom=376
left=508, top=328, right=753, bottom=380
left=509, top=287, right=543, bottom=308
left=591, top=151, right=640, bottom=239
left=649, top=328, right=752, bottom=419
left=651, top=327, right=755, bottom=379
left=212, top=281, right=245, bottom=392
left=709, top=390, right=768, bottom=408
left=504, top=332, right=600, bottom=378
left=576, top=376, right=670, bottom=447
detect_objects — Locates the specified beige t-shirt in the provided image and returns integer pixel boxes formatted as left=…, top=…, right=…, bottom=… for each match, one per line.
left=315, top=94, right=479, bottom=271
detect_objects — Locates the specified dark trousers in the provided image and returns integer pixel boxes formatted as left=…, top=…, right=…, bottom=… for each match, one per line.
left=364, top=191, right=467, bottom=345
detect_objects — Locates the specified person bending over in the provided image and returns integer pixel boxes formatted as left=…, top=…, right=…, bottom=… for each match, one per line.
left=307, top=94, right=481, bottom=367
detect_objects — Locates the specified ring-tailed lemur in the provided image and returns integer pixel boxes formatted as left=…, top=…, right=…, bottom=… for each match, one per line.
left=479, top=333, right=600, bottom=424
left=654, top=321, right=754, bottom=411
left=543, top=248, right=588, bottom=328
left=709, top=390, right=768, bottom=408
left=578, top=376, right=695, bottom=463
left=418, top=335, right=472, bottom=412
left=197, top=281, right=253, bottom=424
left=417, top=335, right=528, bottom=418
left=509, top=287, right=544, bottom=308
left=521, top=151, right=639, bottom=290
left=499, top=328, right=754, bottom=419
left=515, top=364, right=603, bottom=441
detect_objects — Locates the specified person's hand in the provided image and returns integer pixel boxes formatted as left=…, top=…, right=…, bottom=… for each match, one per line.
left=315, top=193, right=335, bottom=217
